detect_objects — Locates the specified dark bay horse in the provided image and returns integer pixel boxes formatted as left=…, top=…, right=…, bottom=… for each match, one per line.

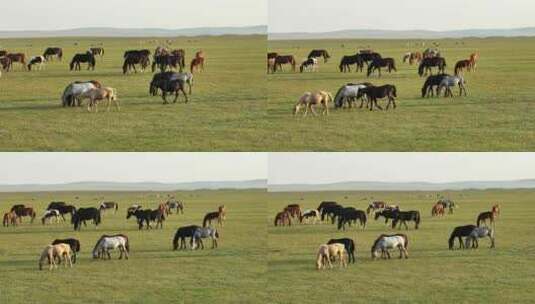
left=317, top=201, right=339, bottom=213
left=70, top=52, right=96, bottom=71
left=477, top=211, right=496, bottom=227
left=123, top=53, right=150, bottom=74
left=7, top=53, right=26, bottom=70
left=72, top=207, right=101, bottom=230
left=374, top=208, right=398, bottom=224
left=126, top=209, right=165, bottom=229
left=308, top=49, right=330, bottom=63
left=203, top=208, right=224, bottom=227
left=320, top=204, right=344, bottom=223
left=337, top=208, right=367, bottom=230
left=339, top=54, right=364, bottom=72
left=10, top=205, right=36, bottom=223
left=418, top=57, right=446, bottom=76
left=328, top=238, right=356, bottom=263
left=360, top=85, right=397, bottom=111
left=274, top=55, right=296, bottom=72
left=448, top=225, right=476, bottom=249
left=392, top=210, right=420, bottom=230
left=359, top=51, right=382, bottom=66
left=454, top=59, right=471, bottom=75
left=274, top=210, right=291, bottom=226
left=367, top=58, right=396, bottom=77
left=43, top=47, right=63, bottom=61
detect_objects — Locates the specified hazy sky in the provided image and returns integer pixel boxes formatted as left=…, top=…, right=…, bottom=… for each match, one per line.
left=269, top=153, right=535, bottom=184
left=0, top=153, right=267, bottom=184
left=1, top=0, right=266, bottom=31
left=269, top=0, right=535, bottom=33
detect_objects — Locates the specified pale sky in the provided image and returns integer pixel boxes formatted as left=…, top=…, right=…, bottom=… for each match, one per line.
left=269, top=0, right=535, bottom=33
left=269, top=153, right=535, bottom=185
left=0, top=153, right=267, bottom=184
left=1, top=0, right=267, bottom=31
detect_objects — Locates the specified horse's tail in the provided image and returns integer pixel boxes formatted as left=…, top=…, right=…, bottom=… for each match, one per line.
left=123, top=235, right=130, bottom=252
left=333, top=86, right=345, bottom=108
left=362, top=213, right=367, bottom=228
left=414, top=211, right=420, bottom=229
left=59, top=49, right=63, bottom=60
left=403, top=234, right=409, bottom=249
left=454, top=62, right=461, bottom=75
left=172, top=230, right=179, bottom=250
left=448, top=231, right=455, bottom=249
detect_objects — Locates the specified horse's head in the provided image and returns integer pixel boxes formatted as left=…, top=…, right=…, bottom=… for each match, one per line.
left=371, top=245, right=379, bottom=259
left=374, top=211, right=381, bottom=220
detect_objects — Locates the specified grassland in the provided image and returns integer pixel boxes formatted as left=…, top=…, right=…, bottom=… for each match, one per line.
left=267, top=37, right=535, bottom=151
left=0, top=35, right=266, bottom=151
left=0, top=190, right=266, bottom=304
left=267, top=189, right=535, bottom=303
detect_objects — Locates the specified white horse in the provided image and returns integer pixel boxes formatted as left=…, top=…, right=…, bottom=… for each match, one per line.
left=438, top=75, right=467, bottom=97
left=465, top=227, right=495, bottom=249
left=41, top=209, right=61, bottom=224
left=192, top=227, right=219, bottom=249
left=61, top=81, right=100, bottom=107
left=300, top=209, right=320, bottom=224
left=371, top=234, right=409, bottom=259
left=333, top=83, right=368, bottom=108
left=92, top=235, right=129, bottom=259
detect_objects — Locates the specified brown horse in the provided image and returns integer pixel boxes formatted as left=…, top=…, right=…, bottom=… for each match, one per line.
left=431, top=203, right=445, bottom=217
left=202, top=206, right=225, bottom=227
left=284, top=204, right=302, bottom=219
left=190, top=57, right=204, bottom=73
left=274, top=211, right=291, bottom=226
left=11, top=205, right=36, bottom=223
left=274, top=55, right=296, bottom=72
left=403, top=52, right=422, bottom=65
left=0, top=56, right=12, bottom=71
left=469, top=52, right=479, bottom=71
left=476, top=211, right=495, bottom=227
left=454, top=59, right=471, bottom=75
left=7, top=53, right=26, bottom=70
left=492, top=204, right=500, bottom=217
left=2, top=211, right=18, bottom=227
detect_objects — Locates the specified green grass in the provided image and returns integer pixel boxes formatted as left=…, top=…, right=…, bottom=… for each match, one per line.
left=267, top=37, right=535, bottom=151
left=0, top=190, right=267, bottom=304
left=267, top=189, right=535, bottom=303
left=0, top=36, right=266, bottom=151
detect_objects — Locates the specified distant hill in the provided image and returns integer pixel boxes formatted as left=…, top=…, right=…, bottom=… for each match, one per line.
left=0, top=26, right=267, bottom=38
left=269, top=27, right=535, bottom=40
left=0, top=179, right=267, bottom=192
left=269, top=179, right=535, bottom=192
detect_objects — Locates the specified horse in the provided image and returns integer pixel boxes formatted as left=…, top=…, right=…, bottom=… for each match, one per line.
left=190, top=57, right=204, bottom=73
left=327, top=238, right=356, bottom=263
left=293, top=91, right=332, bottom=116
left=438, top=199, right=456, bottom=214
left=274, top=210, right=291, bottom=226
left=49, top=204, right=76, bottom=221
left=10, top=205, right=36, bottom=223
left=299, top=58, right=318, bottom=73
left=371, top=234, right=409, bottom=259
left=80, top=87, right=119, bottom=112
left=465, top=226, right=495, bottom=249
left=92, top=235, right=129, bottom=259
left=333, top=83, right=369, bottom=108
left=284, top=204, right=302, bottom=219
left=403, top=52, right=422, bottom=65
left=448, top=224, right=476, bottom=249
left=317, top=201, right=338, bottom=214
left=359, top=51, right=382, bottom=66
left=126, top=208, right=165, bottom=229
left=39, top=244, right=72, bottom=270
left=366, top=201, right=385, bottom=215
left=149, top=72, right=188, bottom=104
left=431, top=203, right=445, bottom=217
left=308, top=49, right=330, bottom=63
left=477, top=211, right=496, bottom=227
left=2, top=211, right=17, bottom=227
left=192, top=227, right=219, bottom=249
left=52, top=238, right=80, bottom=263
left=27, top=55, right=45, bottom=71
left=454, top=59, right=472, bottom=75
left=492, top=204, right=500, bottom=217
left=124, top=49, right=151, bottom=60
left=127, top=204, right=142, bottom=216
left=70, top=52, right=96, bottom=71
left=61, top=80, right=101, bottom=107
left=438, top=75, right=466, bottom=97
left=367, top=58, right=396, bottom=77
left=469, top=52, right=479, bottom=71
left=0, top=56, right=12, bottom=71
left=41, top=209, right=61, bottom=225
left=274, top=55, right=296, bottom=72
left=374, top=208, right=398, bottom=225
left=99, top=202, right=118, bottom=214
left=202, top=208, right=224, bottom=227
left=90, top=47, right=105, bottom=59
left=299, top=209, right=320, bottom=224
left=316, top=243, right=347, bottom=270
left=360, top=85, right=397, bottom=111
left=421, top=74, right=450, bottom=98
left=152, top=54, right=184, bottom=72
left=72, top=207, right=101, bottom=231
left=166, top=199, right=184, bottom=214
left=173, top=225, right=201, bottom=250
left=123, top=53, right=150, bottom=74
left=392, top=210, right=420, bottom=230
left=418, top=57, right=446, bottom=76
left=6, top=53, right=26, bottom=70
left=43, top=47, right=63, bottom=61
left=339, top=54, right=364, bottom=73
left=337, top=208, right=367, bottom=230
left=321, top=204, right=344, bottom=223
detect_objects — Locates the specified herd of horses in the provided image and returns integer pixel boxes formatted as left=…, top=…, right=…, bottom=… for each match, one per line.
left=273, top=200, right=500, bottom=270
left=3, top=199, right=226, bottom=270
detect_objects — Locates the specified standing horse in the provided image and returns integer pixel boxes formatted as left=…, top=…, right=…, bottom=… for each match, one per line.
left=308, top=49, right=330, bottom=63
left=454, top=59, right=471, bottom=75
left=476, top=211, right=496, bottom=227
left=61, top=80, right=102, bottom=107
left=418, top=57, right=446, bottom=76
left=337, top=208, right=367, bottom=230
left=126, top=208, right=165, bottom=229
left=392, top=210, right=420, bottom=230
left=43, top=47, right=63, bottom=61
left=321, top=204, right=344, bottom=223
left=6, top=53, right=26, bottom=70
left=465, top=227, right=495, bottom=249
left=317, top=201, right=339, bottom=214
left=173, top=225, right=201, bottom=250
left=274, top=55, right=296, bottom=72
left=367, top=58, right=396, bottom=77
left=72, top=207, right=101, bottom=230
left=492, top=204, right=500, bottom=217
left=202, top=207, right=225, bottom=227
left=274, top=210, right=292, bottom=226
left=339, top=54, right=364, bottom=72
left=192, top=227, right=220, bottom=249
left=70, top=52, right=96, bottom=71
left=90, top=47, right=105, bottom=60
left=99, top=202, right=118, bottom=214
left=448, top=225, right=476, bottom=249
left=371, top=234, right=409, bottom=259
left=438, top=75, right=467, bottom=97
left=469, top=52, right=480, bottom=71
left=421, top=74, right=450, bottom=98
left=10, top=205, right=36, bottom=223
left=327, top=238, right=356, bottom=263
left=166, top=199, right=184, bottom=214
left=123, top=53, right=150, bottom=74
left=360, top=85, right=397, bottom=111
left=92, top=235, right=129, bottom=259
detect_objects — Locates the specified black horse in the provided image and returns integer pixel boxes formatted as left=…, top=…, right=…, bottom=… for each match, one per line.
left=374, top=209, right=398, bottom=224
left=360, top=84, right=397, bottom=111
left=359, top=52, right=382, bottom=66
left=337, top=208, right=367, bottom=230
left=339, top=54, right=364, bottom=72
left=448, top=225, right=476, bottom=249
left=54, top=204, right=76, bottom=221
left=72, top=207, right=101, bottom=231
left=43, top=47, right=63, bottom=61
left=47, top=201, right=66, bottom=210
left=418, top=57, right=447, bottom=76
left=124, top=49, right=151, bottom=59
left=328, top=238, right=356, bottom=263
left=126, top=209, right=165, bottom=230
left=367, top=58, right=396, bottom=77
left=421, top=74, right=450, bottom=97
left=317, top=201, right=338, bottom=213
left=173, top=225, right=201, bottom=250
left=52, top=238, right=80, bottom=263
left=149, top=72, right=188, bottom=104
left=308, top=49, right=331, bottom=63
left=152, top=54, right=184, bottom=72
left=321, top=204, right=344, bottom=223
left=392, top=210, right=420, bottom=230
left=123, top=53, right=150, bottom=74
left=70, top=52, right=96, bottom=71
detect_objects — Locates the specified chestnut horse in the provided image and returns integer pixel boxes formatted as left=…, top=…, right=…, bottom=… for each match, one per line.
left=7, top=53, right=26, bottom=70
left=10, top=205, right=36, bottom=223
left=2, top=211, right=18, bottom=227
left=190, top=50, right=205, bottom=73
left=431, top=203, right=445, bottom=217
left=469, top=52, right=479, bottom=71
left=274, top=210, right=291, bottom=226
left=403, top=52, right=422, bottom=65
left=274, top=55, right=296, bottom=72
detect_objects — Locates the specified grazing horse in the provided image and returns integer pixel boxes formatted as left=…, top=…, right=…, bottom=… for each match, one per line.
left=465, top=227, right=495, bottom=249
left=327, top=238, right=356, bottom=263
left=27, top=55, right=45, bottom=71
left=90, top=47, right=105, bottom=59
left=333, top=83, right=369, bottom=108
left=52, top=238, right=80, bottom=263
left=359, top=51, right=382, bottom=66
left=173, top=225, right=201, bottom=250
left=403, top=52, right=422, bottom=65
left=476, top=211, right=496, bottom=227
left=80, top=87, right=119, bottom=112
left=274, top=210, right=291, bottom=226
left=371, top=234, right=409, bottom=259
left=392, top=210, right=420, bottom=230
left=70, top=52, right=96, bottom=71
left=153, top=54, right=184, bottom=72
left=300, top=209, right=320, bottom=224
left=431, top=203, right=445, bottom=217
left=124, top=49, right=151, bottom=60
left=284, top=204, right=302, bottom=219
left=61, top=80, right=101, bottom=107
left=367, top=58, right=396, bottom=77
left=166, top=199, right=184, bottom=214
left=438, top=75, right=466, bottom=97
left=274, top=55, right=296, bottom=72
left=92, top=235, right=129, bottom=260
left=39, top=244, right=72, bottom=270
left=454, top=59, right=472, bottom=75
left=317, top=201, right=338, bottom=214
left=321, top=204, right=344, bottom=223
left=43, top=47, right=63, bottom=61
left=126, top=208, right=165, bottom=229
left=192, top=227, right=220, bottom=249
left=299, top=58, right=318, bottom=73
left=421, top=74, right=450, bottom=98
left=438, top=199, right=456, bottom=214
left=99, top=202, right=118, bottom=213
left=123, top=53, right=150, bottom=74
left=337, top=208, right=367, bottom=230
left=41, top=209, right=61, bottom=224
left=10, top=205, right=36, bottom=223
left=72, top=207, right=101, bottom=231
left=374, top=206, right=400, bottom=224
left=469, top=52, right=479, bottom=71
left=308, top=49, right=330, bottom=63
left=202, top=208, right=225, bottom=227
left=2, top=211, right=17, bottom=227
left=360, top=85, right=397, bottom=111
left=448, top=225, right=476, bottom=249
left=316, top=243, right=347, bottom=270
left=149, top=72, right=188, bottom=104
left=339, top=54, right=364, bottom=73
left=293, top=91, right=332, bottom=116
left=418, top=57, right=446, bottom=76
left=6, top=53, right=26, bottom=70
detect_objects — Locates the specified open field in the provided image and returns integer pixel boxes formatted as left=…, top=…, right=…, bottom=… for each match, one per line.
left=0, top=35, right=265, bottom=151
left=267, top=190, right=535, bottom=303
left=0, top=190, right=266, bottom=304
left=267, top=37, right=535, bottom=151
